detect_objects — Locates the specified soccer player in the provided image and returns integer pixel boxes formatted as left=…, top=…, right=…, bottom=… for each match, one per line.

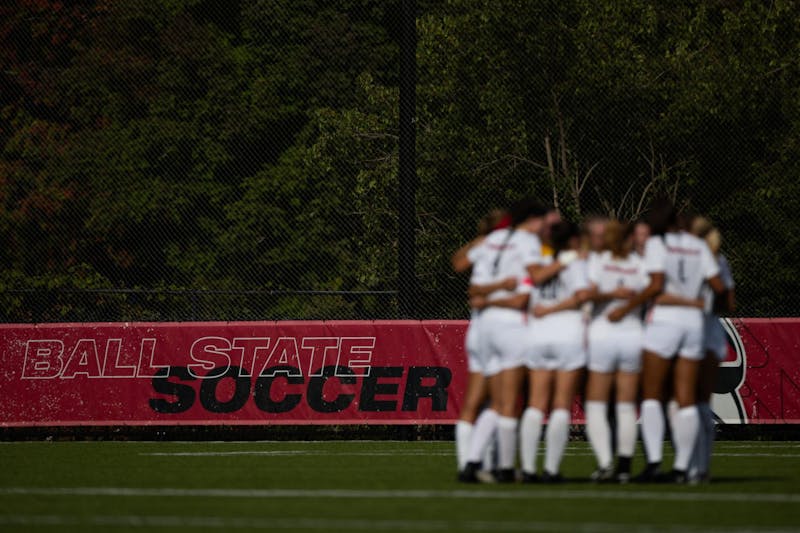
left=519, top=220, right=591, bottom=482
left=689, top=216, right=736, bottom=482
left=451, top=209, right=511, bottom=475
left=609, top=197, right=727, bottom=483
left=459, top=199, right=551, bottom=483
left=584, top=220, right=648, bottom=482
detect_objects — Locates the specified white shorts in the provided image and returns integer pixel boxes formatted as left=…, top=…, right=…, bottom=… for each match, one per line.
left=643, top=316, right=704, bottom=361
left=704, top=314, right=728, bottom=361
left=587, top=319, right=643, bottom=373
left=474, top=308, right=528, bottom=376
left=526, top=312, right=586, bottom=371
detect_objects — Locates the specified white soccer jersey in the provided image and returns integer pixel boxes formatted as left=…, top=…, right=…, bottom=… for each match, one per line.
left=530, top=256, right=589, bottom=310
left=471, top=227, right=542, bottom=302
left=588, top=251, right=648, bottom=326
left=644, top=232, right=720, bottom=324
left=464, top=245, right=498, bottom=371
left=467, top=227, right=541, bottom=375
left=526, top=257, right=589, bottom=370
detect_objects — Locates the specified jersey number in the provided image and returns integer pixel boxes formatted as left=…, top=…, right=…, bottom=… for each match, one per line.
left=678, top=258, right=687, bottom=283
left=539, top=278, right=558, bottom=300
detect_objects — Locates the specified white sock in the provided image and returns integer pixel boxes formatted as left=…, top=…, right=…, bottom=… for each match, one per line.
left=544, top=409, right=570, bottom=475
left=672, top=406, right=700, bottom=471
left=466, top=409, right=498, bottom=464
left=616, top=402, right=638, bottom=459
left=667, top=399, right=679, bottom=450
left=640, top=399, right=664, bottom=464
left=497, top=416, right=519, bottom=470
left=455, top=420, right=473, bottom=470
left=585, top=401, right=612, bottom=469
left=519, top=407, right=544, bottom=474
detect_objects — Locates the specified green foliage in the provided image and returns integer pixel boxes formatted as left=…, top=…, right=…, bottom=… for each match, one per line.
left=1, top=0, right=799, bottom=320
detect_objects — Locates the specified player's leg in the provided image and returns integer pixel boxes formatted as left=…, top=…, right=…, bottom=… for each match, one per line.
left=613, top=327, right=643, bottom=482
left=585, top=325, right=615, bottom=480
left=494, top=365, right=525, bottom=481
left=614, top=370, right=640, bottom=482
left=520, top=367, right=552, bottom=480
left=670, top=354, right=701, bottom=480
left=456, top=371, right=488, bottom=471
left=636, top=349, right=673, bottom=481
left=692, top=350, right=719, bottom=482
left=669, top=317, right=705, bottom=483
left=543, top=368, right=582, bottom=481
left=460, top=371, right=501, bottom=482
left=584, top=370, right=614, bottom=480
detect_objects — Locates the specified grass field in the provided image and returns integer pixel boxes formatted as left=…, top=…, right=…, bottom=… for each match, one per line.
left=1, top=439, right=799, bottom=532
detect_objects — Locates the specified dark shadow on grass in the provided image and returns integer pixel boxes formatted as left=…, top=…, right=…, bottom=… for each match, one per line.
left=533, top=475, right=789, bottom=485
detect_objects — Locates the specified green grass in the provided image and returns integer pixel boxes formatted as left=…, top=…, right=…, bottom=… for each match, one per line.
left=1, top=440, right=799, bottom=532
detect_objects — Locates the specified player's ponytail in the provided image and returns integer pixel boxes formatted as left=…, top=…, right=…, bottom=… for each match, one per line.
left=644, top=195, right=677, bottom=236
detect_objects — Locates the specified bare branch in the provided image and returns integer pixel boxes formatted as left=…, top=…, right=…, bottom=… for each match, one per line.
left=544, top=134, right=559, bottom=211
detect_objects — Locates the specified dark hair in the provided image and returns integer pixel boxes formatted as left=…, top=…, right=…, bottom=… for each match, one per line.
left=644, top=196, right=678, bottom=236
left=477, top=209, right=508, bottom=236
left=508, top=198, right=547, bottom=226
left=550, top=220, right=580, bottom=255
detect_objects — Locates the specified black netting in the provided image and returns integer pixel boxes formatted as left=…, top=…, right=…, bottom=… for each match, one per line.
left=2, top=0, right=799, bottom=322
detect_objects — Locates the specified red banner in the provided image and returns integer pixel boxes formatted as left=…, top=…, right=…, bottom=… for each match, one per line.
left=0, top=319, right=798, bottom=426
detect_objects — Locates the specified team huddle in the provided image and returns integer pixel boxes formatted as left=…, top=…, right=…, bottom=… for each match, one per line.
left=452, top=196, right=735, bottom=485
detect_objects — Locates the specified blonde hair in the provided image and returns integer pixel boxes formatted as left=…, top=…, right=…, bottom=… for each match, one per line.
left=691, top=216, right=722, bottom=255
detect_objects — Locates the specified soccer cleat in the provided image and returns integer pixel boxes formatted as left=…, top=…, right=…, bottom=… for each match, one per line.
left=541, top=471, right=563, bottom=484
left=693, top=471, right=711, bottom=484
left=475, top=469, right=497, bottom=484
left=632, top=462, right=662, bottom=483
left=590, top=466, right=615, bottom=483
left=520, top=471, right=540, bottom=484
left=458, top=461, right=481, bottom=483
left=493, top=468, right=516, bottom=483
left=664, top=469, right=689, bottom=484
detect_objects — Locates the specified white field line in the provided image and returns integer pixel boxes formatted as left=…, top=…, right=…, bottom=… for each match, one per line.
left=1, top=486, right=798, bottom=504
left=140, top=450, right=455, bottom=457
left=137, top=450, right=800, bottom=458
left=0, top=514, right=794, bottom=533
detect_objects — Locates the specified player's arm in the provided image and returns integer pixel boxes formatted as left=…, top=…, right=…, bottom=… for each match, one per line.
left=467, top=277, right=517, bottom=297
left=587, top=284, right=636, bottom=304
left=654, top=292, right=704, bottom=308
left=527, top=250, right=582, bottom=286
left=707, top=274, right=733, bottom=314
left=451, top=236, right=486, bottom=273
left=532, top=288, right=592, bottom=318
left=608, top=272, right=664, bottom=322
left=726, top=287, right=737, bottom=314
left=472, top=292, right=529, bottom=311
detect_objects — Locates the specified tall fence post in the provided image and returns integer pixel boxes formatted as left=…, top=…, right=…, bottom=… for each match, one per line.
left=398, top=0, right=418, bottom=318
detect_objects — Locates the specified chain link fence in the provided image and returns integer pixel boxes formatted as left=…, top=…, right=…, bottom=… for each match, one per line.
left=2, top=0, right=799, bottom=323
